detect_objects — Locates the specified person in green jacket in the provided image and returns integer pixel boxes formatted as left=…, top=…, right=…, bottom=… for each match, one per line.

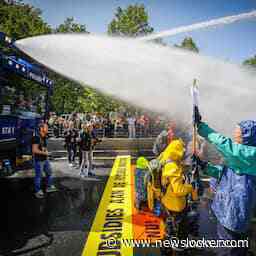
left=194, top=113, right=256, bottom=256
left=198, top=121, right=256, bottom=176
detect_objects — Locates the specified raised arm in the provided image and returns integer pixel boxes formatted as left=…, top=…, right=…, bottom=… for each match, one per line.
left=197, top=122, right=256, bottom=175
left=204, top=163, right=223, bottom=179
left=198, top=122, right=236, bottom=154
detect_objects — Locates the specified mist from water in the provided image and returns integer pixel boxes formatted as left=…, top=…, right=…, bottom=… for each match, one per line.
left=140, top=10, right=256, bottom=41
left=16, top=34, right=256, bottom=135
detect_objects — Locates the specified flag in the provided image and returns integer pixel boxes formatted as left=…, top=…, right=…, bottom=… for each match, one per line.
left=190, top=79, right=199, bottom=108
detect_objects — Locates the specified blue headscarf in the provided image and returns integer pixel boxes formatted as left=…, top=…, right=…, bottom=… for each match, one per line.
left=238, top=120, right=256, bottom=146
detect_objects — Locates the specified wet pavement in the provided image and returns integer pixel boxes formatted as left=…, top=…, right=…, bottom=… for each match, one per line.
left=0, top=161, right=255, bottom=256
left=0, top=162, right=108, bottom=256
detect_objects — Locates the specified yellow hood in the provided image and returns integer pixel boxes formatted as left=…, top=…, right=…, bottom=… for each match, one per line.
left=161, top=139, right=185, bottom=162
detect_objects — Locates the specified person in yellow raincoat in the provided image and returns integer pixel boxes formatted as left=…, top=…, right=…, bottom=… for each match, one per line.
left=160, top=139, right=195, bottom=251
left=161, top=139, right=193, bottom=212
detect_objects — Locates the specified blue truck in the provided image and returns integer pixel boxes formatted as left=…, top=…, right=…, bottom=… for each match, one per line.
left=0, top=32, right=54, bottom=176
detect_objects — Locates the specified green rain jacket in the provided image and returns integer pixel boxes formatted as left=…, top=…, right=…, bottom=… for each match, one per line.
left=198, top=122, right=256, bottom=177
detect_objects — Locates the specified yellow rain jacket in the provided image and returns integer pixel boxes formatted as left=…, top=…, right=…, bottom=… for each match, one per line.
left=160, top=139, right=193, bottom=212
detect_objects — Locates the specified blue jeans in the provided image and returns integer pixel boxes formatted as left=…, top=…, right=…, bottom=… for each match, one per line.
left=67, top=143, right=77, bottom=163
left=34, top=160, right=53, bottom=192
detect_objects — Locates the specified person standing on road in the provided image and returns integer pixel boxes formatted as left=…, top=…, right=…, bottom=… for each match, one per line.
left=53, top=118, right=60, bottom=138
left=79, top=123, right=96, bottom=177
left=32, top=123, right=57, bottom=199
left=64, top=121, right=79, bottom=167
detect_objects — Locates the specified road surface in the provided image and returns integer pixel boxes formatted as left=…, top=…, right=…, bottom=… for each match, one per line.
left=0, top=160, right=255, bottom=256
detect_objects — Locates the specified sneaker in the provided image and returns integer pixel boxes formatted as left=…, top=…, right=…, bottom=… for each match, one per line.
left=80, top=171, right=88, bottom=178
left=35, top=190, right=44, bottom=199
left=84, top=169, right=89, bottom=176
left=88, top=171, right=95, bottom=176
left=46, top=185, right=58, bottom=193
left=69, top=163, right=73, bottom=167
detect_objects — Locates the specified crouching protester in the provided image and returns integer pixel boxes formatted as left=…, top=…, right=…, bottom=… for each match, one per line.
left=134, top=157, right=149, bottom=210
left=159, top=139, right=197, bottom=253
left=194, top=116, right=256, bottom=256
left=32, top=123, right=57, bottom=199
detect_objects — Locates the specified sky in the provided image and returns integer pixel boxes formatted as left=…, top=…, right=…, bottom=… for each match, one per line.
left=22, top=0, right=256, bottom=63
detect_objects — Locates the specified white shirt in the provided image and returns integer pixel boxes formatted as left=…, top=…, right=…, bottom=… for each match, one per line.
left=127, top=117, right=136, bottom=126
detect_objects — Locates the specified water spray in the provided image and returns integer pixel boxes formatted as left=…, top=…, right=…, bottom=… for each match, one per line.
left=139, top=10, right=256, bottom=41
left=14, top=9, right=256, bottom=135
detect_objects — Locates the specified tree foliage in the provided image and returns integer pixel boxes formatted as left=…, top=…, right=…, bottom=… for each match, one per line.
left=108, top=4, right=153, bottom=37
left=55, top=17, right=88, bottom=33
left=176, top=37, right=199, bottom=53
left=243, top=55, right=256, bottom=68
left=0, top=0, right=51, bottom=39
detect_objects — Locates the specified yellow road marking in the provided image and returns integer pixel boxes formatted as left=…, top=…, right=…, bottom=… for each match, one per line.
left=82, top=156, right=133, bottom=256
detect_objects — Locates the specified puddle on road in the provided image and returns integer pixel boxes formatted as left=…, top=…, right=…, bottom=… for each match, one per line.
left=48, top=178, right=106, bottom=231
left=0, top=176, right=106, bottom=255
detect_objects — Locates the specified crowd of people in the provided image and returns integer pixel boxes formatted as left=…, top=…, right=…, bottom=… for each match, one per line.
left=48, top=111, right=167, bottom=138
left=37, top=111, right=174, bottom=188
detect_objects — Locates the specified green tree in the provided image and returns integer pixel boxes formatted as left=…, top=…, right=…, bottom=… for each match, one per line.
left=80, top=88, right=121, bottom=113
left=108, top=4, right=153, bottom=37
left=55, top=17, right=88, bottom=33
left=176, top=37, right=199, bottom=53
left=243, top=55, right=256, bottom=68
left=0, top=0, right=51, bottom=39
